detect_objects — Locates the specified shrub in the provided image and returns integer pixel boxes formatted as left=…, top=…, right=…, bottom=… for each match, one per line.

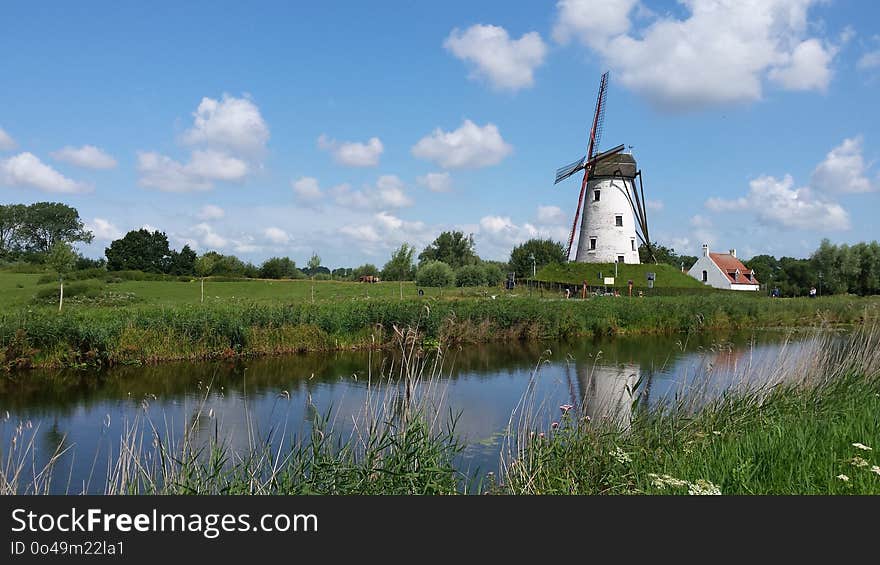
left=416, top=261, right=455, bottom=287
left=483, top=263, right=504, bottom=286
left=455, top=264, right=486, bottom=287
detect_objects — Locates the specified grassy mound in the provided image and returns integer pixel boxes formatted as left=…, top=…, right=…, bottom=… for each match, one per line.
left=536, top=262, right=708, bottom=289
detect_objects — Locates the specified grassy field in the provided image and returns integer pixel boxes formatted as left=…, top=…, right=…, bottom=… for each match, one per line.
left=536, top=261, right=707, bottom=289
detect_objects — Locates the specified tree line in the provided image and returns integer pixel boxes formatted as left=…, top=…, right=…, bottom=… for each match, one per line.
left=3, top=202, right=878, bottom=295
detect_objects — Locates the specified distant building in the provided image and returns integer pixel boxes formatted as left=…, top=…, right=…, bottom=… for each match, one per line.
left=688, top=245, right=760, bottom=291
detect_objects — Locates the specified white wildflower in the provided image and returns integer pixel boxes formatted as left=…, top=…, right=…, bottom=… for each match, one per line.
left=609, top=446, right=632, bottom=465
left=648, top=473, right=689, bottom=489
left=688, top=479, right=722, bottom=495
left=871, top=466, right=880, bottom=476
left=850, top=456, right=869, bottom=468
left=712, top=431, right=722, bottom=436
left=837, top=474, right=850, bottom=482
left=852, top=443, right=872, bottom=451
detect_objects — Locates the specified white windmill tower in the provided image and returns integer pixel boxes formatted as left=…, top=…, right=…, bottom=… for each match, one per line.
left=554, top=72, right=656, bottom=265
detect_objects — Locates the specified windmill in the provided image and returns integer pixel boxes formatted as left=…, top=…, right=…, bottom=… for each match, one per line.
left=554, top=72, right=656, bottom=264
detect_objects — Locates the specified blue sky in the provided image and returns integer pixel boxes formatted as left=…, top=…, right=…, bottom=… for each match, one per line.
left=1, top=0, right=879, bottom=267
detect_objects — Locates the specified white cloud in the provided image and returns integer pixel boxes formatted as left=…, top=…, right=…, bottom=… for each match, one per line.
left=185, top=150, right=249, bottom=181
left=444, top=24, right=547, bottom=91
left=767, top=38, right=835, bottom=91
left=476, top=214, right=569, bottom=259
left=554, top=0, right=838, bottom=110
left=412, top=120, right=512, bottom=169
left=86, top=218, right=123, bottom=241
left=333, top=175, right=413, bottom=209
left=292, top=176, right=324, bottom=202
left=810, top=136, right=874, bottom=193
left=705, top=174, right=849, bottom=231
left=537, top=205, right=566, bottom=224
left=50, top=145, right=117, bottom=169
left=0, top=152, right=91, bottom=193
left=137, top=150, right=247, bottom=192
left=190, top=223, right=228, bottom=249
left=182, top=94, right=269, bottom=155
left=858, top=50, right=880, bottom=70
left=263, top=226, right=290, bottom=244
left=0, top=127, right=16, bottom=151
left=340, top=224, right=381, bottom=243
left=136, top=152, right=211, bottom=192
left=317, top=135, right=383, bottom=167
left=646, top=199, right=664, bottom=211
left=197, top=204, right=225, bottom=220
left=417, top=172, right=452, bottom=193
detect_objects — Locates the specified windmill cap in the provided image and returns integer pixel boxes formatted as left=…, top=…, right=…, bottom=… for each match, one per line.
left=592, top=152, right=637, bottom=178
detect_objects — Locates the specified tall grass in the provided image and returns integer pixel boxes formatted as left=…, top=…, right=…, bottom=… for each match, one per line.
left=2, top=295, right=877, bottom=369
left=3, top=322, right=880, bottom=495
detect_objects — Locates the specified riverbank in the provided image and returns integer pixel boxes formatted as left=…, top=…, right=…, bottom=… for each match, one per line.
left=4, top=323, right=878, bottom=494
left=2, top=294, right=877, bottom=370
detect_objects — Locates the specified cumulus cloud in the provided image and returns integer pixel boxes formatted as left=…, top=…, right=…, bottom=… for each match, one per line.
left=536, top=205, right=566, bottom=224
left=810, top=136, right=875, bottom=193
left=263, top=226, right=290, bottom=244
left=340, top=224, right=381, bottom=243
left=50, top=145, right=117, bottom=169
left=136, top=152, right=211, bottom=192
left=292, top=176, right=324, bottom=202
left=333, top=175, right=413, bottom=209
left=554, top=0, right=839, bottom=110
left=476, top=214, right=568, bottom=259
left=412, top=120, right=512, bottom=169
left=417, top=172, right=452, bottom=193
left=444, top=24, right=547, bottom=91
left=0, top=152, right=91, bottom=193
left=86, top=218, right=123, bottom=241
left=0, top=127, right=16, bottom=151
left=317, top=135, right=383, bottom=167
left=197, top=204, right=225, bottom=220
left=185, top=150, right=249, bottom=181
left=189, top=223, right=228, bottom=249
left=339, top=211, right=430, bottom=253
left=706, top=174, right=849, bottom=231
left=182, top=94, right=269, bottom=155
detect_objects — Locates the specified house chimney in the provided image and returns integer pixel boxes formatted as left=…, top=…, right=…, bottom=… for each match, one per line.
left=702, top=243, right=709, bottom=257
left=729, top=249, right=736, bottom=258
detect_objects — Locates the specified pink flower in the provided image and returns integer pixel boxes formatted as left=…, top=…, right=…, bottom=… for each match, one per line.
left=539, top=432, right=545, bottom=438
left=560, top=404, right=573, bottom=413
left=551, top=422, right=559, bottom=430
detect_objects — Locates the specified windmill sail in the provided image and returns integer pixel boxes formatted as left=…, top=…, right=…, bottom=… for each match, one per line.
left=554, top=155, right=586, bottom=184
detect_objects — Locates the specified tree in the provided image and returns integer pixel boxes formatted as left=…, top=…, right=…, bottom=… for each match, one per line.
left=260, top=257, right=299, bottom=279
left=639, top=243, right=697, bottom=270
left=416, top=260, right=455, bottom=287
left=194, top=254, right=215, bottom=303
left=307, top=252, right=321, bottom=274
left=418, top=231, right=479, bottom=269
left=352, top=264, right=380, bottom=280
left=167, top=245, right=197, bottom=276
left=483, top=262, right=504, bottom=286
left=19, top=202, right=93, bottom=255
left=332, top=267, right=353, bottom=280
left=455, top=264, right=486, bottom=287
left=509, top=239, right=566, bottom=279
left=46, top=241, right=77, bottom=311
left=105, top=229, right=171, bottom=273
left=0, top=204, right=28, bottom=258
left=381, top=243, right=416, bottom=281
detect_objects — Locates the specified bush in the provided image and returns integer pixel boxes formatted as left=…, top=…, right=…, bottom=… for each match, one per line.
left=259, top=257, right=299, bottom=279
left=416, top=261, right=455, bottom=287
left=455, top=264, right=486, bottom=287
left=483, top=263, right=504, bottom=286
left=313, top=273, right=331, bottom=281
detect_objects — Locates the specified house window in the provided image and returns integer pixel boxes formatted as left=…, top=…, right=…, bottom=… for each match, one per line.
left=617, top=255, right=625, bottom=264
left=593, top=190, right=600, bottom=201
left=631, top=239, right=635, bottom=251
left=589, top=238, right=597, bottom=250
left=615, top=215, right=623, bottom=227
left=702, top=270, right=708, bottom=282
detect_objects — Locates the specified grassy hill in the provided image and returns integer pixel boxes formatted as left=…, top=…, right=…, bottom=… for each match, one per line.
left=534, top=262, right=708, bottom=289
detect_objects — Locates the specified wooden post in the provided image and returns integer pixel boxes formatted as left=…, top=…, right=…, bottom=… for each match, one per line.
left=200, top=277, right=205, bottom=303
left=58, top=278, right=64, bottom=312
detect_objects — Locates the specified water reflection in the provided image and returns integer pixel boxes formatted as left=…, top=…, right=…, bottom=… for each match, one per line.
left=0, top=329, right=828, bottom=492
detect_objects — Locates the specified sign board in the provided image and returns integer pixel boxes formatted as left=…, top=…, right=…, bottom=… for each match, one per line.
left=648, top=280, right=654, bottom=289
left=646, top=272, right=656, bottom=281
left=604, top=277, right=615, bottom=285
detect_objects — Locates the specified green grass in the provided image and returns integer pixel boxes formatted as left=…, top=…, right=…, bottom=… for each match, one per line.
left=536, top=262, right=708, bottom=289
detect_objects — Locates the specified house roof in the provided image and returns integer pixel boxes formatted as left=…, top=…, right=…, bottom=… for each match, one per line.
left=709, top=253, right=759, bottom=285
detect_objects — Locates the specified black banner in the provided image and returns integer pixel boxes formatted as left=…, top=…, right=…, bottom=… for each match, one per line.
left=0, top=496, right=874, bottom=562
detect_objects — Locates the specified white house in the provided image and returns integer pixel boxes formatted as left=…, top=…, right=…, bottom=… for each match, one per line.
left=688, top=245, right=760, bottom=291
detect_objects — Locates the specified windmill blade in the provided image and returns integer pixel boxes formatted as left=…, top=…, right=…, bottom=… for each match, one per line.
left=554, top=155, right=586, bottom=184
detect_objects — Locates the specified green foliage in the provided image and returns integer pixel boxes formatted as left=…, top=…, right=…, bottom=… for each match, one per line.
left=639, top=243, right=698, bottom=270
left=416, top=260, right=455, bottom=287
left=332, top=267, right=353, bottom=280
left=483, top=262, right=504, bottom=286
left=194, top=255, right=215, bottom=278
left=105, top=229, right=171, bottom=273
left=509, top=238, right=566, bottom=278
left=1, top=202, right=92, bottom=258
left=75, top=255, right=106, bottom=271
left=352, top=264, right=380, bottom=279
left=381, top=243, right=416, bottom=281
left=455, top=264, right=486, bottom=287
left=0, top=204, right=28, bottom=258
left=259, top=256, right=300, bottom=279
left=46, top=241, right=77, bottom=278
left=200, top=251, right=257, bottom=278
left=307, top=252, right=321, bottom=273
left=418, top=231, right=479, bottom=268
left=167, top=244, right=197, bottom=276
left=536, top=262, right=706, bottom=289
